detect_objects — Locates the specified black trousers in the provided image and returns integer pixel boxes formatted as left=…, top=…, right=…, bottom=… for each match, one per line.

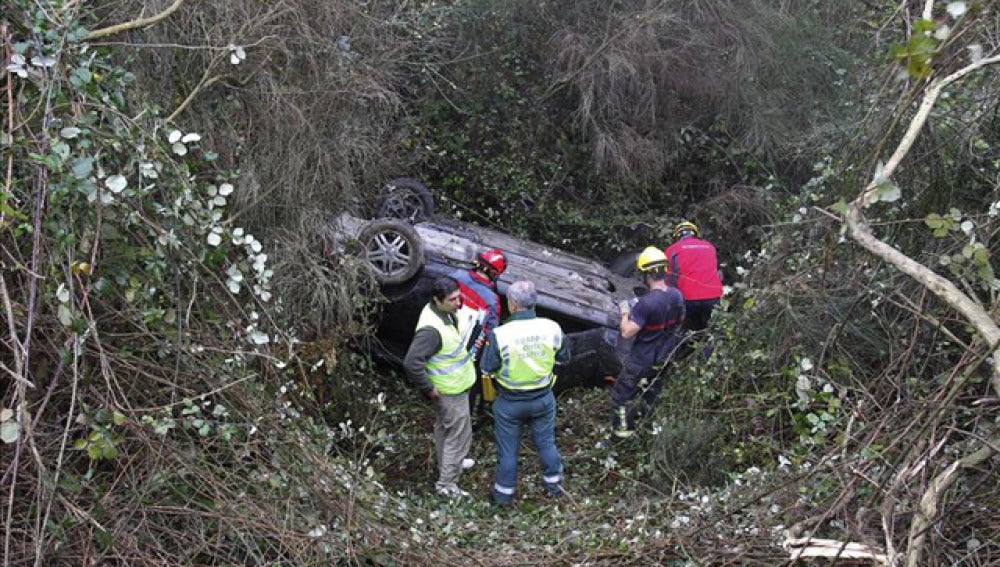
left=684, top=298, right=719, bottom=333
left=610, top=358, right=669, bottom=432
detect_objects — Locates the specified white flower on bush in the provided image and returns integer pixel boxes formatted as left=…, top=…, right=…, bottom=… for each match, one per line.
left=669, top=515, right=691, bottom=529
left=5, top=54, right=28, bottom=78
left=106, top=175, right=127, bottom=194
left=307, top=525, right=327, bottom=538
left=229, top=44, right=247, bottom=65
left=232, top=228, right=245, bottom=245
left=968, top=43, right=984, bottom=63
left=254, top=285, right=272, bottom=302
left=248, top=236, right=263, bottom=253
left=226, top=265, right=244, bottom=293
left=139, top=162, right=159, bottom=178
left=795, top=374, right=812, bottom=408
left=777, top=454, right=791, bottom=470
left=252, top=253, right=267, bottom=273
left=248, top=329, right=269, bottom=345
left=167, top=130, right=201, bottom=156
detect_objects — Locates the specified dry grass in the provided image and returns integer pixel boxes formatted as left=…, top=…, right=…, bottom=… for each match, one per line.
left=545, top=0, right=857, bottom=184
left=95, top=0, right=419, bottom=229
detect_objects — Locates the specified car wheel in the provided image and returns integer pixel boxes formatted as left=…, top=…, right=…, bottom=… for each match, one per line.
left=607, top=251, right=640, bottom=279
left=357, top=218, right=425, bottom=285
left=377, top=178, right=435, bottom=223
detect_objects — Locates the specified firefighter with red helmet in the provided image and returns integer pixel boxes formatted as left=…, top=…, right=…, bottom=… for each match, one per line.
left=452, top=249, right=506, bottom=338
left=450, top=248, right=507, bottom=416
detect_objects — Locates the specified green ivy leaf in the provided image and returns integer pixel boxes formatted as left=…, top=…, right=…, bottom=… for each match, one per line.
left=914, top=18, right=937, bottom=34
left=94, top=529, right=113, bottom=552
left=72, top=67, right=92, bottom=85
left=101, top=444, right=118, bottom=459
left=978, top=264, right=995, bottom=282
left=0, top=199, right=27, bottom=221
left=71, top=157, right=94, bottom=179
left=57, top=304, right=74, bottom=327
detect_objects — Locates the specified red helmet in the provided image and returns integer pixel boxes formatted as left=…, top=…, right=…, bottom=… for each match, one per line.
left=476, top=248, right=507, bottom=276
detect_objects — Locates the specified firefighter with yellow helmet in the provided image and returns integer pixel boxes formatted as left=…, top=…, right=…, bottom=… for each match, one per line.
left=608, top=247, right=685, bottom=439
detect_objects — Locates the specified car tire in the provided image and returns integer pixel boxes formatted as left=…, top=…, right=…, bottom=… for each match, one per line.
left=377, top=178, right=435, bottom=223
left=606, top=251, right=640, bottom=279
left=357, top=218, right=426, bottom=285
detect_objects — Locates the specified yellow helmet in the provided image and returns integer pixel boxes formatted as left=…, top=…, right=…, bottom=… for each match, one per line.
left=636, top=246, right=669, bottom=272
left=672, top=221, right=700, bottom=239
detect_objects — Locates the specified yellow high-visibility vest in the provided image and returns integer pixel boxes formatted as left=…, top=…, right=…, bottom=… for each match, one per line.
left=414, top=305, right=476, bottom=395
left=493, top=317, right=562, bottom=391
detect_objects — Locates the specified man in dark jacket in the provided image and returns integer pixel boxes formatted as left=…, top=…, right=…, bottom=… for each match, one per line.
left=404, top=276, right=477, bottom=497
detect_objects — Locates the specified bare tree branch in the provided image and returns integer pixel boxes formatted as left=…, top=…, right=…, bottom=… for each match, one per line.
left=846, top=52, right=1000, bottom=397
left=84, top=0, right=186, bottom=41
left=904, top=438, right=998, bottom=567
left=842, top=29, right=1000, bottom=567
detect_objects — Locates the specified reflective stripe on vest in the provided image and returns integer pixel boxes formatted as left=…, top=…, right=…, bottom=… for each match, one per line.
left=414, top=305, right=476, bottom=395
left=493, top=317, right=562, bottom=391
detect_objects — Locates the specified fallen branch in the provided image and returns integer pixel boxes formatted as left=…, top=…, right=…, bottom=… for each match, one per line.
left=785, top=537, right=888, bottom=564
left=84, top=0, right=185, bottom=41
left=845, top=50, right=1000, bottom=397
left=841, top=22, right=1000, bottom=567
left=904, top=438, right=998, bottom=567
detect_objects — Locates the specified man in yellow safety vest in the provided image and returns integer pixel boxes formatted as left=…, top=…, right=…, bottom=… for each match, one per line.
left=404, top=276, right=478, bottom=497
left=480, top=280, right=571, bottom=506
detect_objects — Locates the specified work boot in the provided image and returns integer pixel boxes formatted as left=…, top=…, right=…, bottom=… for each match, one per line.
left=611, top=407, right=635, bottom=439
left=490, top=490, right=514, bottom=507
left=435, top=484, right=470, bottom=498
left=543, top=483, right=564, bottom=499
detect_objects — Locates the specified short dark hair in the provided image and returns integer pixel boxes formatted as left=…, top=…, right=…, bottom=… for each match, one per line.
left=432, top=276, right=460, bottom=301
left=644, top=268, right=667, bottom=283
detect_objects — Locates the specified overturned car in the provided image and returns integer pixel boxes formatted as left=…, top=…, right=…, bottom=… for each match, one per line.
left=329, top=179, right=642, bottom=391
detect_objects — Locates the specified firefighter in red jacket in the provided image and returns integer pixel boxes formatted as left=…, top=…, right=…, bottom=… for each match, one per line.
left=449, top=248, right=507, bottom=416
left=664, top=221, right=722, bottom=334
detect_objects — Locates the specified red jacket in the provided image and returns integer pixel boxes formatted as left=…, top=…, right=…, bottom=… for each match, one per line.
left=664, top=237, right=722, bottom=301
left=449, top=269, right=501, bottom=330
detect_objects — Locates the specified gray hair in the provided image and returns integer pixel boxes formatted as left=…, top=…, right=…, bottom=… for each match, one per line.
left=507, top=280, right=537, bottom=310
